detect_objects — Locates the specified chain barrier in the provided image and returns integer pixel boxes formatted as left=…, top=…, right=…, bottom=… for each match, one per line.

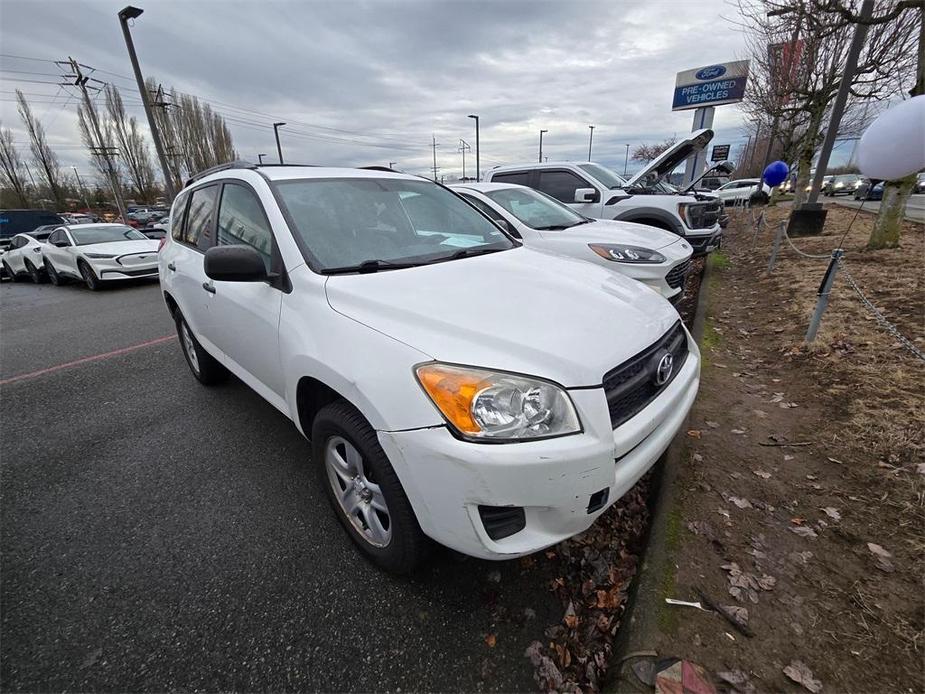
left=838, top=259, right=925, bottom=363
left=781, top=223, right=832, bottom=259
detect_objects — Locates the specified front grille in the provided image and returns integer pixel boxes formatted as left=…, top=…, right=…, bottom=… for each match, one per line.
left=603, top=321, right=689, bottom=429
left=478, top=505, right=526, bottom=541
left=665, top=259, right=692, bottom=289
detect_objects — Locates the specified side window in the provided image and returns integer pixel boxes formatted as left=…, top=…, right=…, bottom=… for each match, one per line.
left=48, top=230, right=61, bottom=245
left=536, top=170, right=588, bottom=203
left=182, top=185, right=218, bottom=251
left=461, top=195, right=522, bottom=240
left=491, top=171, right=531, bottom=187
left=10, top=237, right=23, bottom=249
left=170, top=191, right=190, bottom=241
left=216, top=183, right=274, bottom=271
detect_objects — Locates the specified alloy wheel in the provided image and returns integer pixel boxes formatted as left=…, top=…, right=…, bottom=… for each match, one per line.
left=324, top=435, right=392, bottom=547
left=180, top=320, right=200, bottom=375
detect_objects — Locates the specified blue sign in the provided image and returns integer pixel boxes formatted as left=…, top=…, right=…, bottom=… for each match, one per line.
left=672, top=76, right=748, bottom=110
left=696, top=65, right=727, bottom=80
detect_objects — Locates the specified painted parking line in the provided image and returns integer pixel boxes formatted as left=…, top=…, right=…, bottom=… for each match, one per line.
left=0, top=334, right=177, bottom=386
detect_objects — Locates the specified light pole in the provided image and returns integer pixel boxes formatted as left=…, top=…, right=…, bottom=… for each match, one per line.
left=118, top=5, right=175, bottom=199
left=273, top=122, right=286, bottom=164
left=257, top=153, right=267, bottom=164
left=72, top=166, right=91, bottom=210
left=538, top=129, right=548, bottom=163
left=388, top=161, right=397, bottom=169
left=623, top=144, right=630, bottom=175
left=467, top=114, right=480, bottom=181
left=588, top=125, right=594, bottom=161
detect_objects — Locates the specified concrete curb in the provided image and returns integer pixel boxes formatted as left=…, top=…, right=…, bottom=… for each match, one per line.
left=606, top=260, right=714, bottom=693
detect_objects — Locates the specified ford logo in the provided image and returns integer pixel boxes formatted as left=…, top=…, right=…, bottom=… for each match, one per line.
left=696, top=65, right=727, bottom=80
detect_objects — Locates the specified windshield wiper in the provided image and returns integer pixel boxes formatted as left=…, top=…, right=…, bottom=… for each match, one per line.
left=533, top=224, right=571, bottom=231
left=443, top=246, right=507, bottom=260
left=320, top=259, right=422, bottom=275
left=567, top=219, right=595, bottom=227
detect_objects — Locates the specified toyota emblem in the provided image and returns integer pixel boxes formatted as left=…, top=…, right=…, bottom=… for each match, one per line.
left=655, top=353, right=674, bottom=386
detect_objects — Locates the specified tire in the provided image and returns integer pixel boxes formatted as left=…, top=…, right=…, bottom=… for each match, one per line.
left=312, top=400, right=429, bottom=574
left=3, top=261, right=22, bottom=282
left=45, top=260, right=65, bottom=286
left=25, top=259, right=45, bottom=284
left=78, top=260, right=100, bottom=291
left=175, top=312, right=228, bottom=385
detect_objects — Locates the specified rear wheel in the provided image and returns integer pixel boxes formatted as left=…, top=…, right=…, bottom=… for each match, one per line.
left=78, top=260, right=100, bottom=291
left=312, top=400, right=429, bottom=574
left=2, top=261, right=21, bottom=282
left=45, top=260, right=65, bottom=286
left=175, top=312, right=227, bottom=385
left=25, top=260, right=45, bottom=284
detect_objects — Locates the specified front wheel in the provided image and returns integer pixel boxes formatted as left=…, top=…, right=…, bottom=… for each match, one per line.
left=78, top=260, right=100, bottom=291
left=312, top=400, right=429, bottom=574
left=45, top=260, right=65, bottom=286
left=25, top=260, right=45, bottom=284
left=175, top=313, right=227, bottom=385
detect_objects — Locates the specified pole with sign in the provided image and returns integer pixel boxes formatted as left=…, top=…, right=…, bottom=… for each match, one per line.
left=711, top=145, right=730, bottom=162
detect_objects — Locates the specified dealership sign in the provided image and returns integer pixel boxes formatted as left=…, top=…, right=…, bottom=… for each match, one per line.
left=672, top=60, right=750, bottom=111
left=711, top=145, right=731, bottom=162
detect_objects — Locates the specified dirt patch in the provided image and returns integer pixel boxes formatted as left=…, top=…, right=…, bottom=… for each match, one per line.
left=641, top=205, right=924, bottom=692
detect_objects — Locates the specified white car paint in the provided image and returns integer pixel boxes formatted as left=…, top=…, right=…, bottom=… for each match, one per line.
left=160, top=165, right=700, bottom=564
left=1, top=231, right=51, bottom=280
left=714, top=178, right=771, bottom=204
left=451, top=182, right=693, bottom=302
left=42, top=223, right=160, bottom=286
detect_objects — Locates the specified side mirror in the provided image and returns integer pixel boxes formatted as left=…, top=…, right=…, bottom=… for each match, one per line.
left=54, top=240, right=70, bottom=248
left=574, top=188, right=600, bottom=204
left=204, top=245, right=267, bottom=282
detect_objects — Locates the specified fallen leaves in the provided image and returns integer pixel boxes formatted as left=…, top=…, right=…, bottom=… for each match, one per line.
left=484, top=633, right=496, bottom=648
left=753, top=470, right=772, bottom=479
left=820, top=507, right=841, bottom=522
left=729, top=496, right=753, bottom=509
left=784, top=660, right=823, bottom=693
left=687, top=429, right=702, bottom=439
left=867, top=542, right=895, bottom=572
left=721, top=563, right=776, bottom=604
left=790, top=526, right=818, bottom=539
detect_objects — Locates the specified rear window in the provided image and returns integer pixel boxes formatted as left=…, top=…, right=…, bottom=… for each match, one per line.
left=490, top=171, right=531, bottom=187
left=0, top=211, right=66, bottom=239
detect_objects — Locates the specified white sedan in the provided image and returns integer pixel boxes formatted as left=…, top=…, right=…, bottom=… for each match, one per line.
left=451, top=182, right=694, bottom=302
left=42, top=223, right=160, bottom=290
left=714, top=178, right=772, bottom=205
left=1, top=228, right=55, bottom=283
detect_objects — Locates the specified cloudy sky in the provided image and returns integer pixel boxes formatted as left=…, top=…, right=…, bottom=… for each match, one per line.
left=0, top=0, right=855, bottom=186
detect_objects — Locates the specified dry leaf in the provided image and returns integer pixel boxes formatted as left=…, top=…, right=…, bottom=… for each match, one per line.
left=484, top=633, right=497, bottom=648
left=791, top=517, right=806, bottom=525
left=729, top=496, right=753, bottom=509
left=867, top=543, right=891, bottom=558
left=753, top=470, right=772, bottom=479
left=731, top=428, right=747, bottom=435
left=790, top=526, right=818, bottom=539
left=687, top=429, right=702, bottom=439
left=706, top=420, right=720, bottom=428
left=821, top=507, right=841, bottom=521
left=783, top=660, right=822, bottom=693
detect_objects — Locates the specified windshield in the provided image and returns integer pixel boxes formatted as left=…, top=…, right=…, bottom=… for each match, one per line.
left=484, top=187, right=587, bottom=230
left=577, top=163, right=627, bottom=189
left=70, top=226, right=147, bottom=245
left=274, top=178, right=515, bottom=271
left=835, top=175, right=860, bottom=183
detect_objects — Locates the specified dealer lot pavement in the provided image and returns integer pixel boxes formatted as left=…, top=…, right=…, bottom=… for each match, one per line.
left=0, top=280, right=557, bottom=692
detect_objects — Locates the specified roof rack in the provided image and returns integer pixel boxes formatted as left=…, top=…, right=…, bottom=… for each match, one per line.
left=185, top=160, right=255, bottom=186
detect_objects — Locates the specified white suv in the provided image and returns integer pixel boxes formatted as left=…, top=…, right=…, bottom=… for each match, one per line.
left=160, top=163, right=700, bottom=573
left=486, top=130, right=723, bottom=255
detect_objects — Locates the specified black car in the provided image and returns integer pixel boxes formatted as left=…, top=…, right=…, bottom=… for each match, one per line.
left=0, top=209, right=66, bottom=249
left=853, top=180, right=884, bottom=201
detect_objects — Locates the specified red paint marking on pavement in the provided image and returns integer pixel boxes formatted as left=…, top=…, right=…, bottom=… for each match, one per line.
left=0, top=334, right=177, bottom=386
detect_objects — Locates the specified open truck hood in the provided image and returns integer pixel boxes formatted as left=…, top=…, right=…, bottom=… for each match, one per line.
left=625, top=129, right=714, bottom=189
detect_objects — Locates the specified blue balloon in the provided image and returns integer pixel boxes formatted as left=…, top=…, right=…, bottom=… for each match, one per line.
left=763, top=160, right=789, bottom=187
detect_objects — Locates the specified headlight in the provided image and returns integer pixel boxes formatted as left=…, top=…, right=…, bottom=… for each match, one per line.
left=834, top=182, right=843, bottom=188
left=588, top=244, right=666, bottom=264
left=415, top=363, right=581, bottom=441
left=84, top=253, right=116, bottom=259
left=678, top=203, right=706, bottom=228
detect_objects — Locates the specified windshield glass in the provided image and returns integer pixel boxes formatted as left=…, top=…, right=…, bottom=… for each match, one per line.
left=835, top=175, right=860, bottom=183
left=274, top=178, right=515, bottom=271
left=483, top=187, right=586, bottom=229
left=70, top=225, right=146, bottom=245
left=577, top=163, right=627, bottom=189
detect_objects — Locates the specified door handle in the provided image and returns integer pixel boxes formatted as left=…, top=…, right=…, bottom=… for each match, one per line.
left=202, top=281, right=216, bottom=294
left=167, top=262, right=176, bottom=271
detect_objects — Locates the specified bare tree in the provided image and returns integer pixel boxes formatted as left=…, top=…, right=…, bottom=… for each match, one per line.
left=631, top=137, right=677, bottom=164
left=0, top=126, right=30, bottom=206
left=104, top=85, right=156, bottom=203
left=16, top=90, right=66, bottom=208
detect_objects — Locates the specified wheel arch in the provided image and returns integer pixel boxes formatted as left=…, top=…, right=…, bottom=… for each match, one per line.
left=612, top=206, right=684, bottom=235
left=296, top=376, right=348, bottom=440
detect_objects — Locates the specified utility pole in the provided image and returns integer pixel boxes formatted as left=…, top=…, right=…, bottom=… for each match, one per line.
left=149, top=83, right=181, bottom=192
left=468, top=114, right=480, bottom=181
left=117, top=6, right=175, bottom=199
left=458, top=139, right=471, bottom=180
left=273, top=122, right=286, bottom=164
left=388, top=161, right=397, bottom=169
left=587, top=125, right=594, bottom=161
left=63, top=56, right=127, bottom=221
left=538, top=129, right=548, bottom=163
left=72, top=166, right=91, bottom=210
left=623, top=144, right=630, bottom=175
left=431, top=134, right=439, bottom=181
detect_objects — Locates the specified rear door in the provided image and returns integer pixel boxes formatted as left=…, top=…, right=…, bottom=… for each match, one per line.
left=535, top=169, right=599, bottom=218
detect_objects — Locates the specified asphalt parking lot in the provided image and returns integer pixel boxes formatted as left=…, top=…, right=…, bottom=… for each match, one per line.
left=0, top=279, right=557, bottom=692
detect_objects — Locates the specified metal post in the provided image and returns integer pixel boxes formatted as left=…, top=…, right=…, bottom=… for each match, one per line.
left=257, top=153, right=267, bottom=165
left=72, top=166, right=91, bottom=210
left=538, top=129, right=547, bottom=162
left=273, top=122, right=285, bottom=164
left=118, top=6, right=175, bottom=199
left=767, top=221, right=785, bottom=272
left=587, top=125, right=594, bottom=161
left=805, top=0, right=873, bottom=207
left=623, top=144, right=629, bottom=175
left=468, top=114, right=480, bottom=182
left=683, top=106, right=715, bottom=186
left=431, top=135, right=438, bottom=181
left=805, top=249, right=844, bottom=342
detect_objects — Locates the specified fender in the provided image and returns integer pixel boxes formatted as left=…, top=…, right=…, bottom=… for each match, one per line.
left=610, top=206, right=685, bottom=235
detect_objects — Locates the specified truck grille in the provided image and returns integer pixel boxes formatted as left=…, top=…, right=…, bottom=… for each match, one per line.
left=603, top=321, right=689, bottom=429
left=665, top=260, right=691, bottom=289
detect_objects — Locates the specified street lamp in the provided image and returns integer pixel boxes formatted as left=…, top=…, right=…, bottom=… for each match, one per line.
left=118, top=5, right=175, bottom=199
left=72, top=166, right=91, bottom=209
left=468, top=114, right=480, bottom=181
left=538, top=129, right=548, bottom=163
left=624, top=144, right=630, bottom=175
left=588, top=125, right=595, bottom=161
left=273, top=122, right=286, bottom=164
left=257, top=153, right=267, bottom=165
left=388, top=161, right=397, bottom=169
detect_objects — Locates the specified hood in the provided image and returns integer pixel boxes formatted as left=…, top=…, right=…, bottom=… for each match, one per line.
left=324, top=247, right=680, bottom=388
left=577, top=219, right=688, bottom=251
left=80, top=239, right=160, bottom=255
left=625, top=128, right=714, bottom=188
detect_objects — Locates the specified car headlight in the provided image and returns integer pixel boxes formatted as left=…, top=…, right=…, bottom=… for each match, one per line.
left=84, top=253, right=116, bottom=259
left=588, top=244, right=666, bottom=264
left=834, top=182, right=843, bottom=188
left=415, top=363, right=581, bottom=441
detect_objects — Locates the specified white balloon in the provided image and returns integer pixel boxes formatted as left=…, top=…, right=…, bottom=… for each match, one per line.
left=857, top=95, right=925, bottom=181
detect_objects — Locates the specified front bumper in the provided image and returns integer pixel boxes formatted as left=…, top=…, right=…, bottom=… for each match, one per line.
left=684, top=228, right=723, bottom=256
left=92, top=259, right=159, bottom=280
left=377, top=337, right=700, bottom=560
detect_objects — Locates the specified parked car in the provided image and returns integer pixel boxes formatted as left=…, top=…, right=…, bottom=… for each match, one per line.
left=486, top=129, right=722, bottom=256
left=450, top=182, right=693, bottom=302
left=43, top=223, right=160, bottom=289
left=160, top=162, right=700, bottom=573
left=826, top=174, right=862, bottom=196
left=713, top=178, right=772, bottom=205
left=915, top=172, right=925, bottom=194
left=1, top=229, right=53, bottom=283
left=806, top=175, right=835, bottom=194
left=139, top=227, right=167, bottom=240
left=150, top=215, right=171, bottom=231
left=853, top=179, right=884, bottom=201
